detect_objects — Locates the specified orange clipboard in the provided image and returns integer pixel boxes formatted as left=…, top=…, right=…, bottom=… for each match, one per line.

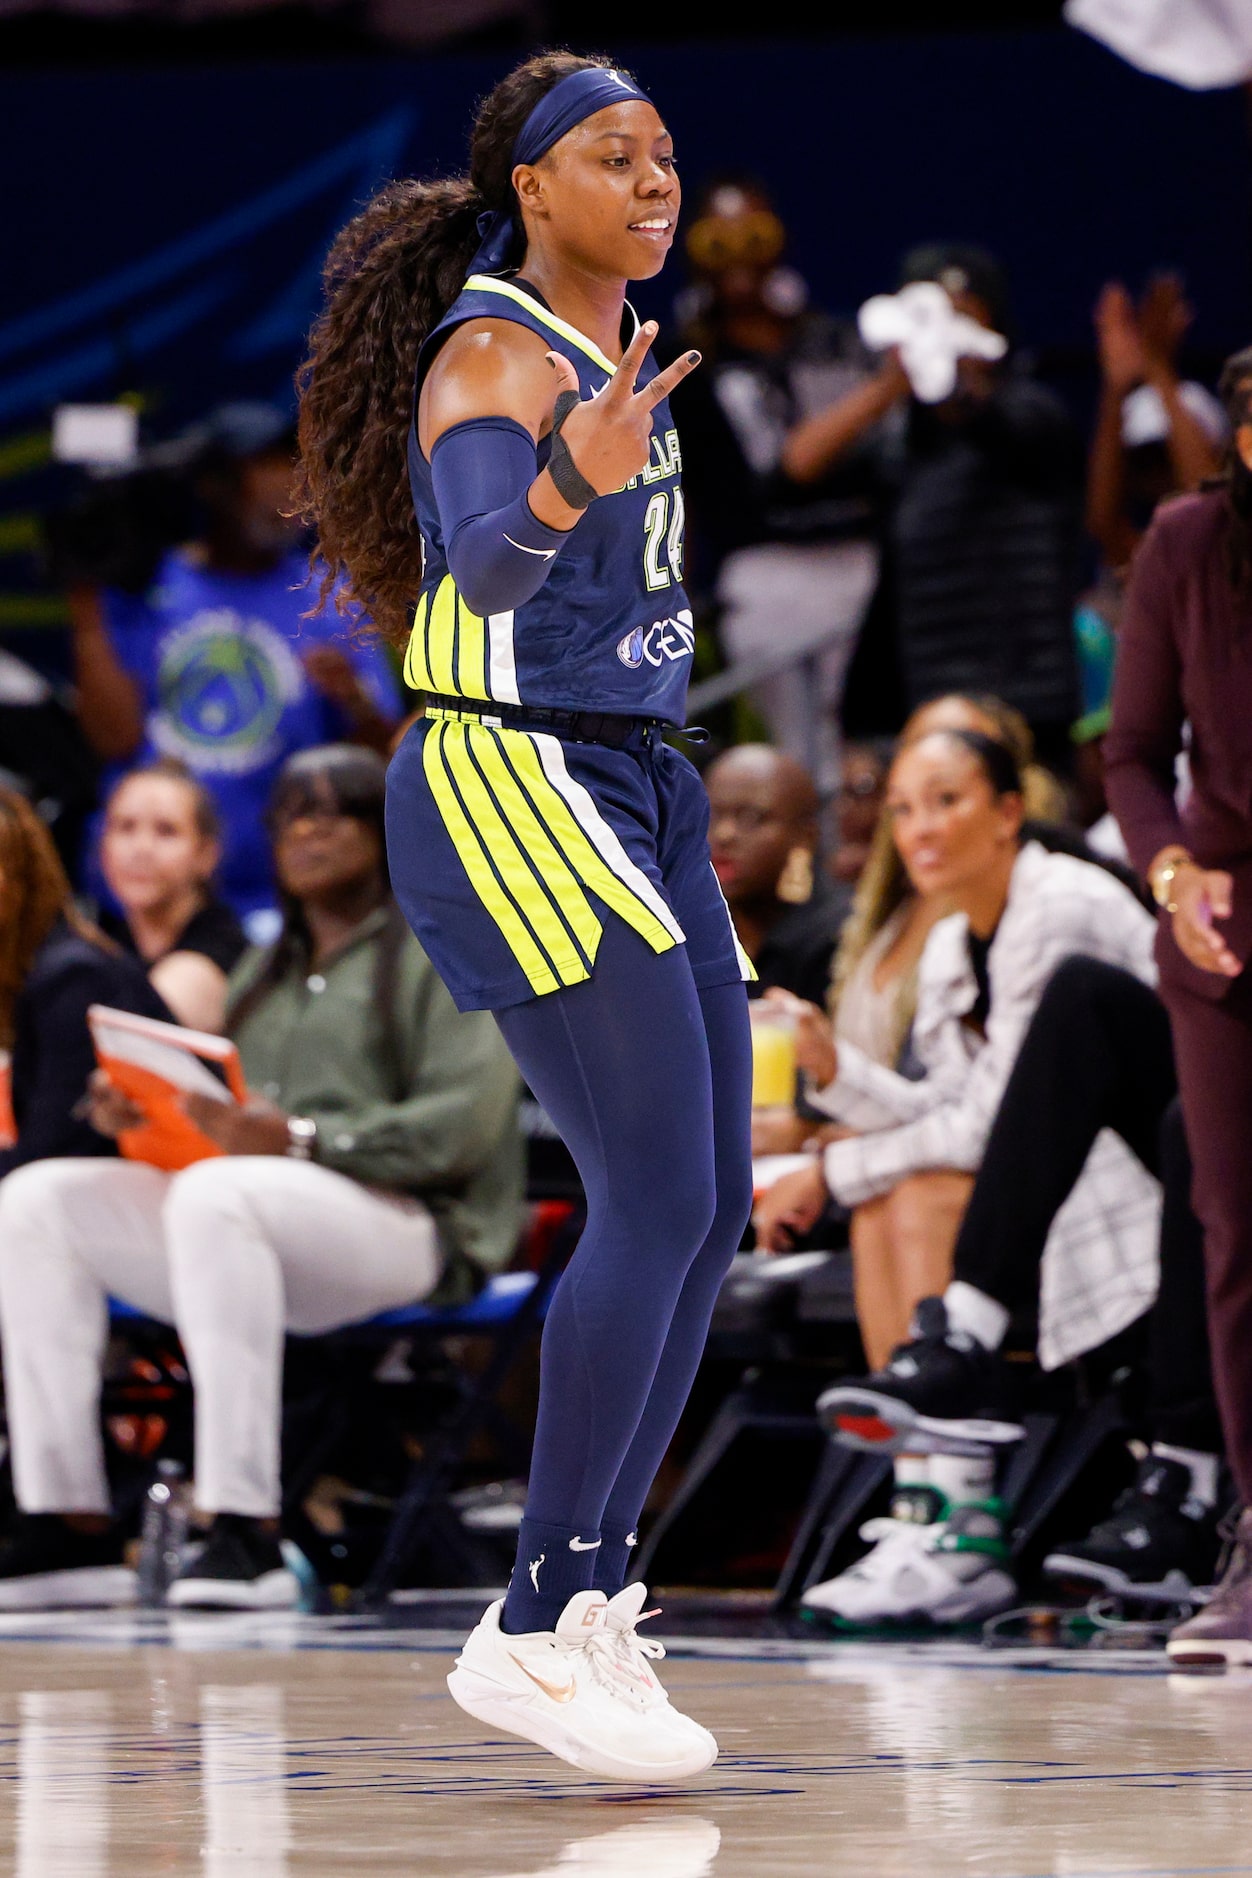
left=87, top=1005, right=248, bottom=1173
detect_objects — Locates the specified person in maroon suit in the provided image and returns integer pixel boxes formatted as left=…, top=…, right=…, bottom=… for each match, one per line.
left=1104, top=343, right=1252, bottom=1666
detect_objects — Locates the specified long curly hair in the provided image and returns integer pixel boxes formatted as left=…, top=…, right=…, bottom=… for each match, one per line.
left=0, top=787, right=110, bottom=1049
left=295, top=49, right=616, bottom=645
left=1217, top=344, right=1252, bottom=590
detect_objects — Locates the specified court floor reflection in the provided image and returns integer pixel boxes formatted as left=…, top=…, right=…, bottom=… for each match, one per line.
left=0, top=1625, right=1248, bottom=1876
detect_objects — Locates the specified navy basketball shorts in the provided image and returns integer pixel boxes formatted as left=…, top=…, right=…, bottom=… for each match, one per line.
left=385, top=707, right=755, bottom=1013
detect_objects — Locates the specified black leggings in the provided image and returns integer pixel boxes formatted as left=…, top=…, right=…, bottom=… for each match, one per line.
left=954, top=956, right=1218, bottom=1452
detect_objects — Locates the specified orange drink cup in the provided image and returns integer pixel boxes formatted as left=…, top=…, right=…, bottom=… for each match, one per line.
left=748, top=1003, right=797, bottom=1110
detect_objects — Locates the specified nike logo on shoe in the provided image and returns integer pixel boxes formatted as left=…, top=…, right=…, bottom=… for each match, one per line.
left=503, top=534, right=557, bottom=558
left=568, top=1537, right=601, bottom=1552
left=507, top=1654, right=576, bottom=1703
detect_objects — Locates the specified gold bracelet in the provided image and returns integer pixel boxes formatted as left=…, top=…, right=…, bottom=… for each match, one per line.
left=1151, top=856, right=1194, bottom=914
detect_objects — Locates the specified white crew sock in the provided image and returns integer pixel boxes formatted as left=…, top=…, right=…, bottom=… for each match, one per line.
left=1152, top=1442, right=1220, bottom=1509
left=944, top=1281, right=1011, bottom=1352
left=928, top=1450, right=996, bottom=1509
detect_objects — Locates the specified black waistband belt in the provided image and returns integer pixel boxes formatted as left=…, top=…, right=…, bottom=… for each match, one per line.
left=424, top=695, right=664, bottom=750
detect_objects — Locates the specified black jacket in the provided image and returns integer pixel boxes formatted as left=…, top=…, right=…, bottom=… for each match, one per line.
left=886, top=379, right=1082, bottom=731
left=1, top=921, right=169, bottom=1179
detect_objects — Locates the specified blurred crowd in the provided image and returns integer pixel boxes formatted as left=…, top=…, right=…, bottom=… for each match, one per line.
left=1, top=172, right=1250, bottom=1646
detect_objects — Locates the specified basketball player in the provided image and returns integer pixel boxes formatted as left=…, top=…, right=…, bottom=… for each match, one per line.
left=298, top=53, right=755, bottom=1780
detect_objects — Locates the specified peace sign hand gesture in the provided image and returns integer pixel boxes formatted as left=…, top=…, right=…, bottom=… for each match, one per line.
left=543, top=320, right=699, bottom=507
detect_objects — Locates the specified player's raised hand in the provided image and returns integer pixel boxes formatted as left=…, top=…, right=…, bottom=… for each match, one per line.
left=543, top=321, right=700, bottom=501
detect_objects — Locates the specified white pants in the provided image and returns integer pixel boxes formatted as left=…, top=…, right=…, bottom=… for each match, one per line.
left=717, top=539, right=880, bottom=799
left=0, top=1157, right=442, bottom=1518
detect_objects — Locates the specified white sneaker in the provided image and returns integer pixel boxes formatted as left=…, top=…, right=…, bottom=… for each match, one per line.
left=447, top=1591, right=717, bottom=1782
left=801, top=1495, right=1016, bottom=1627
left=602, top=1584, right=717, bottom=1761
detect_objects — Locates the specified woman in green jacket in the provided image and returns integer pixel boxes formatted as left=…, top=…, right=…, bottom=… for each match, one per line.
left=0, top=745, right=522, bottom=1612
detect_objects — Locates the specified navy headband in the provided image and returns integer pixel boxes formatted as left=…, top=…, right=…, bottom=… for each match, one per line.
left=467, top=66, right=655, bottom=279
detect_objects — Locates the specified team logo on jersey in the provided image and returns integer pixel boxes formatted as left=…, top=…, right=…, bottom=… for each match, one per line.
left=149, top=608, right=306, bottom=775
left=617, top=608, right=696, bottom=670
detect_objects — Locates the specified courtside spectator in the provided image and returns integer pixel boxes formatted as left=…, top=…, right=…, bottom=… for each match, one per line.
left=0, top=787, right=168, bottom=1179
left=830, top=693, right=1066, bottom=1085
left=779, top=244, right=1082, bottom=764
left=98, top=760, right=246, bottom=1033
left=706, top=743, right=849, bottom=1007
left=829, top=740, right=893, bottom=888
left=672, top=177, right=879, bottom=793
left=68, top=404, right=401, bottom=923
left=0, top=746, right=522, bottom=1611
left=755, top=730, right=1154, bottom=1366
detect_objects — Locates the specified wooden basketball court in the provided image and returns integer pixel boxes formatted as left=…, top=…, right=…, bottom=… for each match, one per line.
left=0, top=1602, right=1246, bottom=1876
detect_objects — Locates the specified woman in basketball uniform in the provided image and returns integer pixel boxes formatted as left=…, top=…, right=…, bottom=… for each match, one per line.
left=298, top=53, right=755, bottom=1780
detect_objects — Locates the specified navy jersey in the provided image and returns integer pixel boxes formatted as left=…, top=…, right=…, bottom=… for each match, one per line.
left=406, top=275, right=693, bottom=725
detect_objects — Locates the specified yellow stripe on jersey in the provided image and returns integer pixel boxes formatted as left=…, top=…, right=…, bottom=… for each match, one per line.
left=455, top=593, right=489, bottom=700
left=498, top=733, right=680, bottom=957
left=403, top=590, right=433, bottom=692
left=405, top=576, right=496, bottom=702
left=422, top=722, right=580, bottom=997
left=425, top=575, right=457, bottom=696
left=462, top=275, right=630, bottom=377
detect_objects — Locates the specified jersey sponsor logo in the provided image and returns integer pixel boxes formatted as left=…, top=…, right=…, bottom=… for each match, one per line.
left=148, top=608, right=306, bottom=775
left=617, top=608, right=695, bottom=670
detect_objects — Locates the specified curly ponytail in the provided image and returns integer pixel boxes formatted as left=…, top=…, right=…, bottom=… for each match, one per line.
left=1217, top=345, right=1252, bottom=593
left=296, top=48, right=616, bottom=644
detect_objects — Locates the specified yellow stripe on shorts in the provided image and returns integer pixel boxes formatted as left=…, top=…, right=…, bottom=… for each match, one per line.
left=422, top=722, right=588, bottom=996
left=497, top=733, right=680, bottom=957
left=464, top=725, right=603, bottom=964
left=440, top=726, right=593, bottom=983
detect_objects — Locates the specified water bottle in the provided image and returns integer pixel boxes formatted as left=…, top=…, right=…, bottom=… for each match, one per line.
left=137, top=1459, right=190, bottom=1607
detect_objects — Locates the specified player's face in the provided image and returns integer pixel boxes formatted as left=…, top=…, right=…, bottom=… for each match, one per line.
left=523, top=101, right=679, bottom=281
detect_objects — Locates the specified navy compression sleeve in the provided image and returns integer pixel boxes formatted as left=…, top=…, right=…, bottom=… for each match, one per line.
left=430, top=416, right=574, bottom=618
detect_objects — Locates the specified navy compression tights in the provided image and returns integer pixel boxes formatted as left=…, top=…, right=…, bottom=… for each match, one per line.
left=495, top=918, right=754, bottom=1634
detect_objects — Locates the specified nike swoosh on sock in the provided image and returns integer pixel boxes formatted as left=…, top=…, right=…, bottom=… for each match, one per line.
left=568, top=1537, right=602, bottom=1552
